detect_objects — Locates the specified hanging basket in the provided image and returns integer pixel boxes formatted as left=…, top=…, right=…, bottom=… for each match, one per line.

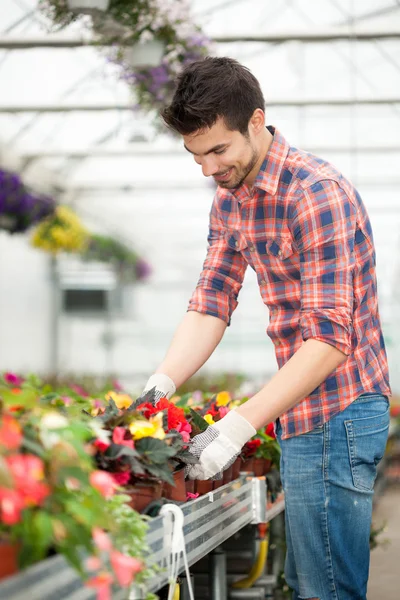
left=67, top=0, right=110, bottom=13
left=124, top=40, right=165, bottom=69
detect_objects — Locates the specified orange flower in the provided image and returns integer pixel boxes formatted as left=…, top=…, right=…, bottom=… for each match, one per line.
left=0, top=415, right=22, bottom=450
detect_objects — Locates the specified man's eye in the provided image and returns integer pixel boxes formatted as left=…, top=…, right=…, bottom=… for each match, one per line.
left=214, top=149, right=226, bottom=155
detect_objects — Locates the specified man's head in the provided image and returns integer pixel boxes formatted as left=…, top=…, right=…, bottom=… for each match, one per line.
left=162, top=57, right=267, bottom=189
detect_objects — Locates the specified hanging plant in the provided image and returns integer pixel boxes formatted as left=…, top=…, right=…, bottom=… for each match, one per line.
left=0, top=168, right=56, bottom=234
left=31, top=205, right=90, bottom=254
left=83, top=233, right=152, bottom=282
left=38, top=0, right=213, bottom=116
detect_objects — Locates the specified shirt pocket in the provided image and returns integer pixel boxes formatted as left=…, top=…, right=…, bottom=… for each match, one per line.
left=265, top=236, right=294, bottom=260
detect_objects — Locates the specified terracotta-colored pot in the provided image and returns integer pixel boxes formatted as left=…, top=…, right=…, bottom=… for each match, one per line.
left=195, top=479, right=213, bottom=495
left=0, top=541, right=19, bottom=580
left=253, top=458, right=265, bottom=477
left=232, top=456, right=241, bottom=480
left=125, top=482, right=162, bottom=513
left=213, top=478, right=223, bottom=490
left=263, top=459, right=272, bottom=474
left=163, top=467, right=186, bottom=502
left=222, top=465, right=233, bottom=484
left=241, top=457, right=255, bottom=473
left=185, top=479, right=195, bottom=495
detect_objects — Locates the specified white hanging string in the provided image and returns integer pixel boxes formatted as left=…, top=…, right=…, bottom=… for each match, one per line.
left=159, top=503, right=195, bottom=600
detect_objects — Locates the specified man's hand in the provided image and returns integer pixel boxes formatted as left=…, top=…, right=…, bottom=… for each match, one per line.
left=135, top=374, right=176, bottom=407
left=185, top=410, right=256, bottom=480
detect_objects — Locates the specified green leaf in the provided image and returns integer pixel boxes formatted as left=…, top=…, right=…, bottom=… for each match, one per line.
left=0, top=387, right=38, bottom=408
left=189, top=408, right=209, bottom=432
left=174, top=392, right=193, bottom=407
left=136, top=437, right=178, bottom=463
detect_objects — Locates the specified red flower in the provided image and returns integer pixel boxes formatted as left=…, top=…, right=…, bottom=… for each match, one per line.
left=6, top=454, right=51, bottom=506
left=137, top=398, right=189, bottom=433
left=243, top=439, right=261, bottom=457
left=205, top=403, right=219, bottom=418
left=85, top=572, right=113, bottom=600
left=111, top=472, right=131, bottom=486
left=112, top=427, right=134, bottom=448
left=265, top=423, right=276, bottom=439
left=94, top=439, right=111, bottom=453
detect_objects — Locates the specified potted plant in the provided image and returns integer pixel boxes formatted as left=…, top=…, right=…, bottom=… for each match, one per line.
left=0, top=168, right=55, bottom=234
left=31, top=205, right=89, bottom=254
left=90, top=391, right=196, bottom=510
left=0, top=389, right=149, bottom=591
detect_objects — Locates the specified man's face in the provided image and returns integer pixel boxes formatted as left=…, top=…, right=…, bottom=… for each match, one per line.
left=183, top=117, right=259, bottom=189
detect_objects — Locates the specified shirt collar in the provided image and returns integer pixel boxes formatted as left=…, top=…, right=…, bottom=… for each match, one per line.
left=253, top=126, right=290, bottom=196
left=229, top=126, right=290, bottom=200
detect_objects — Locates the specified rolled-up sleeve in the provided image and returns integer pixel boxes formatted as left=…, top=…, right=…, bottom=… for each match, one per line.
left=188, top=200, right=247, bottom=325
left=289, top=179, right=356, bottom=355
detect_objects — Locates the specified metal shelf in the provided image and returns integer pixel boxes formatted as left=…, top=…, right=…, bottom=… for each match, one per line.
left=0, top=476, right=285, bottom=600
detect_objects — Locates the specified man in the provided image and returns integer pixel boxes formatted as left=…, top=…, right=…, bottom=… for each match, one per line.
left=141, top=57, right=391, bottom=600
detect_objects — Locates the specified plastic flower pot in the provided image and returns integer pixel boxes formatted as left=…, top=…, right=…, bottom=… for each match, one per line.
left=185, top=479, right=195, bottom=495
left=0, top=541, right=20, bottom=581
left=241, top=457, right=255, bottom=473
left=213, top=478, right=223, bottom=490
left=163, top=467, right=186, bottom=502
left=124, top=40, right=165, bottom=68
left=125, top=482, right=162, bottom=513
left=253, top=458, right=265, bottom=477
left=194, top=479, right=213, bottom=496
left=67, top=0, right=109, bottom=12
left=222, top=464, right=233, bottom=484
left=232, top=456, right=241, bottom=480
left=263, top=459, right=272, bottom=474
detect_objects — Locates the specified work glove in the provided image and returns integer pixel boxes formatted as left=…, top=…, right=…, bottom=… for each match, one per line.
left=135, top=373, right=176, bottom=407
left=185, top=409, right=256, bottom=480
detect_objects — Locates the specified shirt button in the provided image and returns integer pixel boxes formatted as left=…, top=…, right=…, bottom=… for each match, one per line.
left=260, top=279, right=266, bottom=285
left=235, top=241, right=239, bottom=247
left=249, top=245, right=255, bottom=252
left=277, top=250, right=282, bottom=257
left=274, top=339, right=281, bottom=347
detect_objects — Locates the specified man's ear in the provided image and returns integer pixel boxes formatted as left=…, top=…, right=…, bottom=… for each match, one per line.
left=249, top=108, right=266, bottom=136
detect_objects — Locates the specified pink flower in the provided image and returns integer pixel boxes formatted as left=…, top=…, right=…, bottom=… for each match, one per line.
left=218, top=406, right=230, bottom=418
left=111, top=472, right=130, bottom=485
left=85, top=572, right=113, bottom=600
left=110, top=550, right=143, bottom=587
left=61, top=396, right=73, bottom=406
left=186, top=492, right=199, bottom=500
left=86, top=555, right=102, bottom=571
left=4, top=372, right=23, bottom=386
left=112, top=379, right=123, bottom=392
left=92, top=528, right=112, bottom=552
left=112, top=427, right=134, bottom=448
left=71, top=384, right=88, bottom=397
left=176, top=420, right=192, bottom=443
left=90, top=471, right=117, bottom=499
left=0, top=487, right=25, bottom=524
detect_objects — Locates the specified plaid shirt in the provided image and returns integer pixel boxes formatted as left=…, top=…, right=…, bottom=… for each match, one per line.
left=188, top=126, right=391, bottom=439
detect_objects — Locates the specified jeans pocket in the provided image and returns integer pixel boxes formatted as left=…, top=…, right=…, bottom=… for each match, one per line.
left=345, top=404, right=389, bottom=491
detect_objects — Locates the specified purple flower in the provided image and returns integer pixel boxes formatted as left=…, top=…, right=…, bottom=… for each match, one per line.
left=135, top=258, right=152, bottom=281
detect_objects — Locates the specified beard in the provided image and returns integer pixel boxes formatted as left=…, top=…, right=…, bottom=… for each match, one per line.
left=215, top=143, right=259, bottom=189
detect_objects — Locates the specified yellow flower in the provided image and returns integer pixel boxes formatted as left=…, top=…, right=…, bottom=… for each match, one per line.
left=216, top=391, right=231, bottom=407
left=204, top=414, right=215, bottom=425
left=129, top=413, right=166, bottom=440
left=106, top=391, right=132, bottom=409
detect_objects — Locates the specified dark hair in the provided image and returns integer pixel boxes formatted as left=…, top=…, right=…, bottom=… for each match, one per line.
left=161, top=56, right=265, bottom=136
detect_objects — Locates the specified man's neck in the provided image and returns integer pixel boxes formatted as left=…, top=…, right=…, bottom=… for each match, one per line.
left=245, top=127, right=274, bottom=188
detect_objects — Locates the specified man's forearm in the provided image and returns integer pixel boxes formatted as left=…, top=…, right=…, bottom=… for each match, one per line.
left=236, top=339, right=347, bottom=430
left=155, top=311, right=227, bottom=389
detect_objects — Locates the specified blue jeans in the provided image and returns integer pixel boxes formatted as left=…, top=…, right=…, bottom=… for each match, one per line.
left=276, top=393, right=390, bottom=600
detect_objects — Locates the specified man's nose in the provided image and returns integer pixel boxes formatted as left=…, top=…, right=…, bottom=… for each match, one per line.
left=201, top=157, right=219, bottom=177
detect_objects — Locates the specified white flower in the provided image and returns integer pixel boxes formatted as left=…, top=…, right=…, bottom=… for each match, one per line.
left=41, top=412, right=68, bottom=429
left=140, top=30, right=154, bottom=44
left=90, top=421, right=111, bottom=445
